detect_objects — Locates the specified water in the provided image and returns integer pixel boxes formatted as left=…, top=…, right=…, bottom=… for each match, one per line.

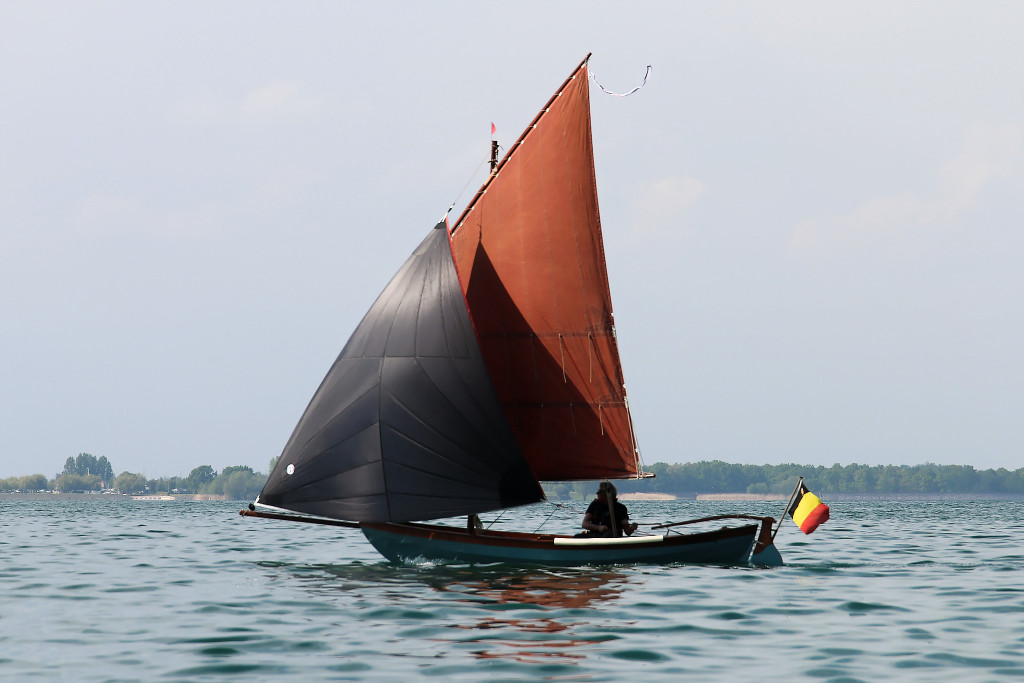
left=2, top=497, right=1023, bottom=681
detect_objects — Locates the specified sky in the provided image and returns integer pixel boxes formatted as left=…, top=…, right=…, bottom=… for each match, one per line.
left=1, top=2, right=1021, bottom=478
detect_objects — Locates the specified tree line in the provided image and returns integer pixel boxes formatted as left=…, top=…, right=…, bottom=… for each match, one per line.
left=5, top=455, right=1024, bottom=500
left=0, top=452, right=270, bottom=500
left=543, top=461, right=1024, bottom=498
left=608, top=461, right=1024, bottom=497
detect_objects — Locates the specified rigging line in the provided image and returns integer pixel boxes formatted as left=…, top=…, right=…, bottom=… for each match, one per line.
left=535, top=500, right=586, bottom=534
left=533, top=503, right=562, bottom=533
left=589, top=65, right=652, bottom=97
left=446, top=156, right=491, bottom=215
left=485, top=507, right=508, bottom=530
left=548, top=500, right=586, bottom=516
left=623, top=394, right=644, bottom=474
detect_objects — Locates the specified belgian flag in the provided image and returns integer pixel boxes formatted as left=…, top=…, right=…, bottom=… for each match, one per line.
left=789, top=484, right=829, bottom=534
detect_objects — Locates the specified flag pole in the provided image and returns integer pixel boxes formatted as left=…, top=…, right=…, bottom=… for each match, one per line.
left=489, top=122, right=499, bottom=175
left=772, top=476, right=803, bottom=543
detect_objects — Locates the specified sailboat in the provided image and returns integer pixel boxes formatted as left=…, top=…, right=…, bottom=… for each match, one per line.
left=241, top=55, right=784, bottom=567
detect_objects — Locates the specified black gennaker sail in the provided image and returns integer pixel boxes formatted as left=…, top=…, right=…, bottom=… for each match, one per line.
left=257, top=221, right=543, bottom=522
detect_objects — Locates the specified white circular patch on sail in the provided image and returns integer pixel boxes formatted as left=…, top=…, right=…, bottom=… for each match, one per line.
left=286, top=464, right=295, bottom=475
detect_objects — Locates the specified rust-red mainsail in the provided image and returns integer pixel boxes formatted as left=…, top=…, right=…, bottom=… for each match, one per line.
left=450, top=57, right=640, bottom=482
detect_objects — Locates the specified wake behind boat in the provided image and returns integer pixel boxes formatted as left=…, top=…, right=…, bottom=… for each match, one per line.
left=240, top=55, right=791, bottom=567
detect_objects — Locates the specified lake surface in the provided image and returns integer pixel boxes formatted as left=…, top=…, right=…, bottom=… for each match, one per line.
left=2, top=497, right=1023, bottom=681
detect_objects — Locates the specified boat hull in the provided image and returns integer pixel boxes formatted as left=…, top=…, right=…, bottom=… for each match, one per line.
left=360, top=521, right=763, bottom=567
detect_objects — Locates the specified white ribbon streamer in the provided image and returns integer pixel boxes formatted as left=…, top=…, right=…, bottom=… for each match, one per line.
left=590, top=65, right=652, bottom=97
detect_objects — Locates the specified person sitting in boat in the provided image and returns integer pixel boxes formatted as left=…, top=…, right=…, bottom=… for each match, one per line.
left=581, top=481, right=639, bottom=537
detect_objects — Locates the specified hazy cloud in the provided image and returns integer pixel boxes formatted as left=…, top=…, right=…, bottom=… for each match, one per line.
left=240, top=81, right=325, bottom=119
left=71, top=168, right=322, bottom=241
left=791, top=123, right=1023, bottom=257
left=173, top=80, right=326, bottom=126
left=73, top=193, right=228, bottom=240
left=936, top=123, right=1023, bottom=214
left=630, top=176, right=706, bottom=238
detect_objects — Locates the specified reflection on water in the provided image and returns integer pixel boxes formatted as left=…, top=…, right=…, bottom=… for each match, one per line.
left=296, top=562, right=631, bottom=664
left=442, top=568, right=627, bottom=608
left=442, top=568, right=629, bottom=663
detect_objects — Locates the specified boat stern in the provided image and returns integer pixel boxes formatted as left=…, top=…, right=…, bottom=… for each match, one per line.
left=750, top=517, right=784, bottom=567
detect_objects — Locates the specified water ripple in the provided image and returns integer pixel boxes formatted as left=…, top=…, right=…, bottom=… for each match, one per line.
left=2, top=497, right=1024, bottom=680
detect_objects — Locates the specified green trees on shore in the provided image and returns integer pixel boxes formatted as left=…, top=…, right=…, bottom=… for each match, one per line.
left=612, top=461, right=1024, bottom=497
left=5, top=456, right=1024, bottom=499
left=186, top=465, right=216, bottom=493
left=0, top=474, right=49, bottom=492
left=114, top=472, right=148, bottom=494
left=190, top=465, right=265, bottom=499
left=0, top=454, right=269, bottom=499
left=51, top=453, right=116, bottom=491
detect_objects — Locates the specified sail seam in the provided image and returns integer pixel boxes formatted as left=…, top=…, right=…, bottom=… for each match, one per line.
left=286, top=364, right=381, bottom=466
left=271, top=423, right=384, bottom=496
left=381, top=410, right=499, bottom=481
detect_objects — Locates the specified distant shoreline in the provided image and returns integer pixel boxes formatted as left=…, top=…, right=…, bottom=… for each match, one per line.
left=618, top=493, right=677, bottom=501
left=622, top=492, right=1024, bottom=502
left=697, top=493, right=786, bottom=501
left=0, top=492, right=230, bottom=501
left=697, top=492, right=1024, bottom=501
left=4, top=492, right=1023, bottom=503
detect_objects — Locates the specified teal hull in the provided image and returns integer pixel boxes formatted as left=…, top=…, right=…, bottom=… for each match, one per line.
left=360, top=521, right=772, bottom=567
left=750, top=542, right=784, bottom=567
